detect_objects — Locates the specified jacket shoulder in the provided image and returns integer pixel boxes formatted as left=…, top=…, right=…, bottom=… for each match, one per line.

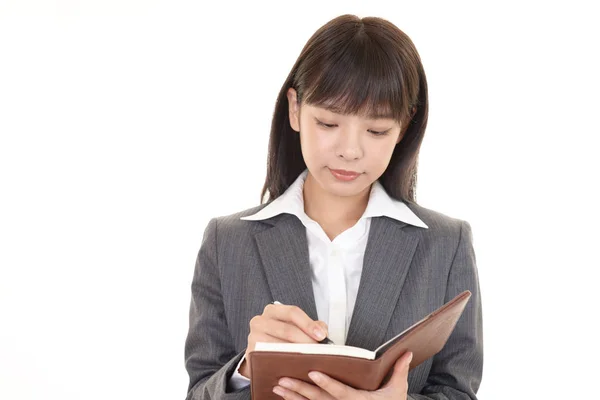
left=404, top=202, right=470, bottom=235
left=207, top=203, right=271, bottom=233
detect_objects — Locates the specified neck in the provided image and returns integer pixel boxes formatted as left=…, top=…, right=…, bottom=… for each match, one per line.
left=302, top=171, right=371, bottom=227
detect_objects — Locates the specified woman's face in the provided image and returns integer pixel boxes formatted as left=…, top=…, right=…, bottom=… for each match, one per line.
left=287, top=88, right=403, bottom=199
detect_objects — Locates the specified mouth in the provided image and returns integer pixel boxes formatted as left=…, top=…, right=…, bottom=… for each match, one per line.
left=329, top=168, right=362, bottom=182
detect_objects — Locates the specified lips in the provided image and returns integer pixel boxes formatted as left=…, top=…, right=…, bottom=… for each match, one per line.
left=329, top=169, right=361, bottom=176
left=329, top=168, right=362, bottom=182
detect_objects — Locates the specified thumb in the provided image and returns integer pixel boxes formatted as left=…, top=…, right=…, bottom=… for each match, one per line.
left=382, top=351, right=412, bottom=389
left=317, top=321, right=329, bottom=334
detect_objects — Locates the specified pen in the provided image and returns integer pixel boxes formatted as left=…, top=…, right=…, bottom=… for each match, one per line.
left=273, top=301, right=335, bottom=344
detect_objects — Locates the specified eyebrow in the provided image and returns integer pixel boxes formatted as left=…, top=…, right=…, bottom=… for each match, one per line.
left=321, top=105, right=394, bottom=121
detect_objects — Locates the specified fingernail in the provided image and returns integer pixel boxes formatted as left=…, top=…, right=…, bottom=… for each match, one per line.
left=273, top=386, right=285, bottom=397
left=308, top=371, right=322, bottom=383
left=408, top=352, right=413, bottom=363
left=313, top=328, right=325, bottom=339
left=278, top=378, right=292, bottom=389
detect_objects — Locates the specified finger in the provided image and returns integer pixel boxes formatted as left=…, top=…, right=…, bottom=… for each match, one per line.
left=246, top=333, right=287, bottom=355
left=276, top=377, right=336, bottom=400
left=308, top=371, right=356, bottom=399
left=316, top=320, right=329, bottom=332
left=261, top=319, right=318, bottom=343
left=250, top=315, right=313, bottom=343
left=272, top=385, right=310, bottom=400
left=249, top=333, right=289, bottom=346
left=264, top=304, right=327, bottom=341
left=382, top=351, right=412, bottom=390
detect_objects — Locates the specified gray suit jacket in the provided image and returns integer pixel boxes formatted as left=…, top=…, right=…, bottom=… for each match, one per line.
left=184, top=202, right=483, bottom=399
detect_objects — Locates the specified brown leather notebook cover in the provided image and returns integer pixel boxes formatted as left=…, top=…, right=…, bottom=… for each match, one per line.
left=249, top=290, right=471, bottom=399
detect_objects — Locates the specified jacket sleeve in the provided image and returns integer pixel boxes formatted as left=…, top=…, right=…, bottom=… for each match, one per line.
left=184, top=218, right=251, bottom=400
left=408, top=220, right=484, bottom=400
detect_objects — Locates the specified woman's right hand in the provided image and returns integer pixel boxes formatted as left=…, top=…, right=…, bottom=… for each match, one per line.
left=239, top=303, right=329, bottom=379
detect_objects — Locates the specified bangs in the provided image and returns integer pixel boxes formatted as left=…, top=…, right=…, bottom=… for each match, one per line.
left=299, top=32, right=417, bottom=123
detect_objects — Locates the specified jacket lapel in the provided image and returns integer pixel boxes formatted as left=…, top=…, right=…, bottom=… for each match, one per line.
left=254, top=214, right=319, bottom=321
left=345, top=217, right=420, bottom=350
left=253, top=213, right=420, bottom=351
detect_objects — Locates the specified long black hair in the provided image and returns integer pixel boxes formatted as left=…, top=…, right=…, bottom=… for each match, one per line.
left=261, top=14, right=429, bottom=205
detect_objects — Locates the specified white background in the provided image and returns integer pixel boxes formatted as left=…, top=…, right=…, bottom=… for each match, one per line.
left=1, top=1, right=599, bottom=399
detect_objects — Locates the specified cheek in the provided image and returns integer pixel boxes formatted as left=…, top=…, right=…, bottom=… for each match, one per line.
left=300, top=129, right=334, bottom=158
left=369, top=141, right=397, bottom=167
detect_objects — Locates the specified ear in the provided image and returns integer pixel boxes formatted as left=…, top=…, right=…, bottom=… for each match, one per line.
left=287, top=87, right=300, bottom=132
left=396, top=122, right=405, bottom=144
left=396, top=106, right=417, bottom=144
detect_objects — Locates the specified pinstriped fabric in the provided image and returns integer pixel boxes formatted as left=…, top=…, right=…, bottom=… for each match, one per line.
left=184, top=202, right=483, bottom=400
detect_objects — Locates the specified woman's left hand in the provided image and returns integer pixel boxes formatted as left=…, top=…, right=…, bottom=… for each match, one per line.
left=272, top=351, right=412, bottom=400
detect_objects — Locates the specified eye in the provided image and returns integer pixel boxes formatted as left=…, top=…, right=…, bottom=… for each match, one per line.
left=368, top=129, right=389, bottom=136
left=316, top=120, right=336, bottom=129
left=316, top=118, right=390, bottom=136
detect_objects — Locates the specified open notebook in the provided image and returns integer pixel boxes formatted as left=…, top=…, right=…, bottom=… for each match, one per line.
left=249, top=290, right=471, bottom=399
left=254, top=305, right=441, bottom=360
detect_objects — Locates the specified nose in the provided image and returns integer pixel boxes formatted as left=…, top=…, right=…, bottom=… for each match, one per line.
left=335, top=129, right=363, bottom=161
